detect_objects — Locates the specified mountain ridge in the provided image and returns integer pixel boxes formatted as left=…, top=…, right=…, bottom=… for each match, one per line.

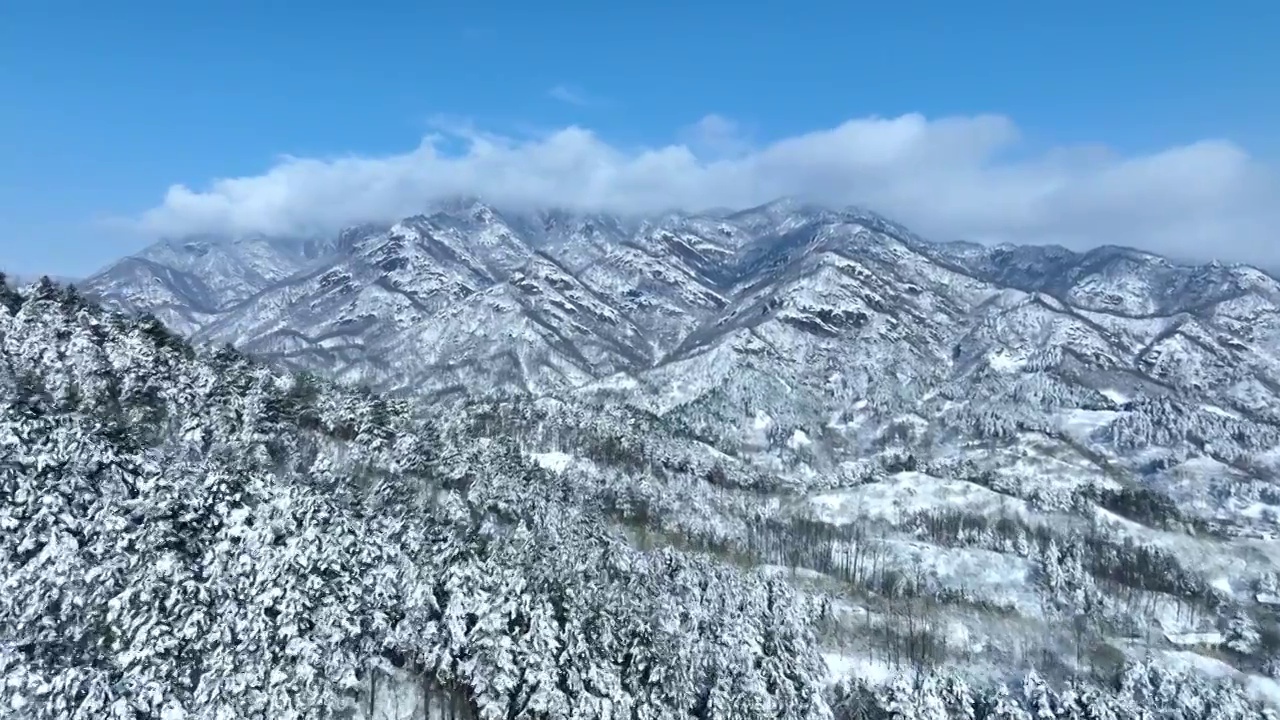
left=79, top=200, right=1280, bottom=398
left=78, top=200, right=1280, bottom=544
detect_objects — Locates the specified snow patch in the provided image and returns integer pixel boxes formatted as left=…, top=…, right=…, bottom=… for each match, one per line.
left=1164, top=631, right=1224, bottom=647
left=1060, top=408, right=1118, bottom=440
left=759, top=564, right=829, bottom=581
left=1202, top=404, right=1242, bottom=420
left=1210, top=575, right=1234, bottom=595
left=1100, top=388, right=1129, bottom=405
left=530, top=451, right=573, bottom=473
left=986, top=349, right=1027, bottom=373
left=810, top=472, right=1026, bottom=526
left=821, top=652, right=895, bottom=686
left=745, top=410, right=775, bottom=447
left=1157, top=650, right=1280, bottom=709
left=787, top=429, right=812, bottom=449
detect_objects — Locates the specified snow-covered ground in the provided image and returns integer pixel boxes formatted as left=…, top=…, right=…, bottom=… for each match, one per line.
left=530, top=450, right=574, bottom=473
left=821, top=652, right=895, bottom=686
left=1156, top=650, right=1280, bottom=708
left=809, top=471, right=1024, bottom=526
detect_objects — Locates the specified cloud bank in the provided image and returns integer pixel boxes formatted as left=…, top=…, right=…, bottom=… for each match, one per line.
left=136, top=113, right=1280, bottom=265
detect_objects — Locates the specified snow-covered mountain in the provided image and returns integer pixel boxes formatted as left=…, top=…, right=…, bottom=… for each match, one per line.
left=81, top=200, right=1280, bottom=540
left=83, top=200, right=1280, bottom=481
left=9, top=239, right=1280, bottom=716
left=83, top=199, right=1280, bottom=399
left=18, top=199, right=1280, bottom=716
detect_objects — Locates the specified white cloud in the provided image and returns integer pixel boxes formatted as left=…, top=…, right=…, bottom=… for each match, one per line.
left=678, top=114, right=752, bottom=159
left=547, top=84, right=593, bottom=107
left=133, top=113, right=1280, bottom=266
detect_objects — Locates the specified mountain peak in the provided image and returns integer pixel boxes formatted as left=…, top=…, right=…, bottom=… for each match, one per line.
left=732, top=196, right=825, bottom=218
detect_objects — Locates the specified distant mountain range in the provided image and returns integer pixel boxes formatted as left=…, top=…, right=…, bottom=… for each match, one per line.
left=76, top=196, right=1280, bottom=534
left=79, top=198, right=1280, bottom=467
left=80, top=198, right=1280, bottom=397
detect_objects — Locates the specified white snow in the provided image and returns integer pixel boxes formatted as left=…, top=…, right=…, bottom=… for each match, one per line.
left=986, top=349, right=1027, bottom=373
left=71, top=196, right=1280, bottom=711
left=1163, top=631, right=1224, bottom=647
left=1100, top=388, right=1129, bottom=405
left=821, top=652, right=896, bottom=686
left=1247, top=675, right=1280, bottom=710
left=1158, top=649, right=1236, bottom=678
left=1059, top=408, right=1119, bottom=441
left=1157, top=650, right=1280, bottom=709
left=744, top=410, right=775, bottom=447
left=759, top=564, right=830, bottom=582
left=877, top=541, right=1041, bottom=616
left=1202, top=403, right=1242, bottom=420
left=530, top=451, right=573, bottom=473
left=810, top=472, right=1025, bottom=525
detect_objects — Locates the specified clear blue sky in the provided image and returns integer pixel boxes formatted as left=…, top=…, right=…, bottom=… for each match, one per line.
left=1, top=1, right=1277, bottom=277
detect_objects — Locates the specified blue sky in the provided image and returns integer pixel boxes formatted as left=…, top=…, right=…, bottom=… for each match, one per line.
left=2, top=1, right=1278, bottom=276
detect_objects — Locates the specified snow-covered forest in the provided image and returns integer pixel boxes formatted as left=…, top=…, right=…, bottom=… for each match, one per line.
left=0, top=278, right=826, bottom=718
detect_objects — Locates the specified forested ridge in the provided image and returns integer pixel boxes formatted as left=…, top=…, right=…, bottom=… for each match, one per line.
left=2, top=275, right=1276, bottom=719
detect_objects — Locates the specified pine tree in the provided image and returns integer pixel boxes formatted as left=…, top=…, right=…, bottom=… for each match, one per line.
left=1022, top=670, right=1057, bottom=720
left=1225, top=610, right=1261, bottom=655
